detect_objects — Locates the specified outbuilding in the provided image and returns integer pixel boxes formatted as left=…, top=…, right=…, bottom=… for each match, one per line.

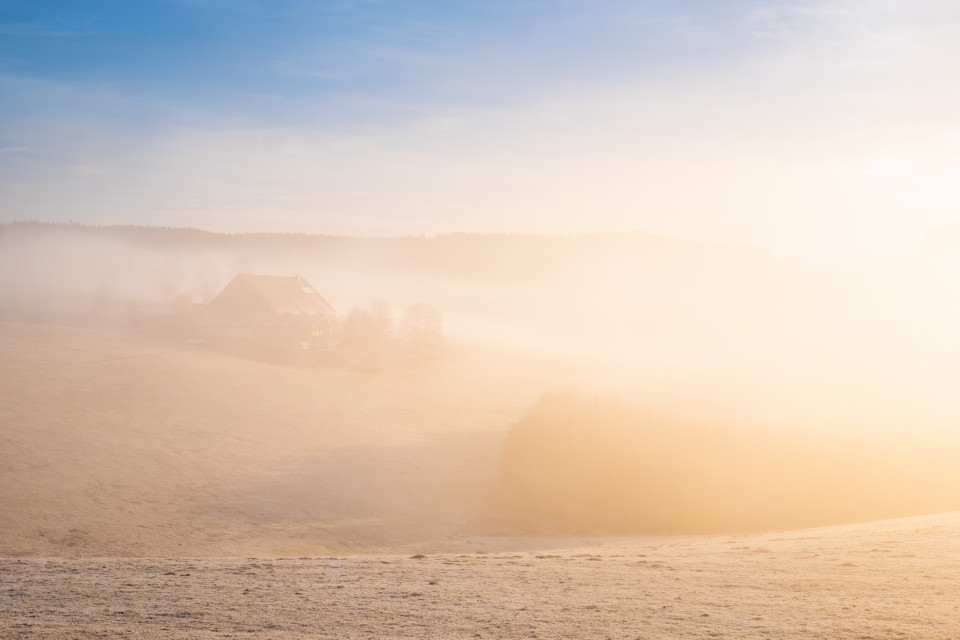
left=196, top=274, right=336, bottom=348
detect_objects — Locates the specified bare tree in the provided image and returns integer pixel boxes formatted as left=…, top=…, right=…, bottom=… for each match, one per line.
left=341, top=305, right=376, bottom=345
left=369, top=299, right=393, bottom=338
left=400, top=302, right=443, bottom=352
left=342, top=300, right=394, bottom=346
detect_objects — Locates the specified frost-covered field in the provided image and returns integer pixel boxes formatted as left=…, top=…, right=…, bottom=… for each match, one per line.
left=3, top=323, right=960, bottom=637
left=4, top=512, right=959, bottom=639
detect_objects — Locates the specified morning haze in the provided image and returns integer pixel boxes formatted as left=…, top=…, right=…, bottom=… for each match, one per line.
left=3, top=0, right=960, bottom=637
left=3, top=221, right=960, bottom=540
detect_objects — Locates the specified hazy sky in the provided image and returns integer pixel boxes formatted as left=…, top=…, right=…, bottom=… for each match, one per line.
left=2, top=0, right=960, bottom=258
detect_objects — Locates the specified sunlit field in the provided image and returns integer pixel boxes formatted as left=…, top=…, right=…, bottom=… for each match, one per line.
left=3, top=223, right=960, bottom=636
left=5, top=513, right=960, bottom=639
left=5, top=1, right=960, bottom=636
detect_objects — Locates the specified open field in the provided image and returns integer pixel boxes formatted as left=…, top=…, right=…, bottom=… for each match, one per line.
left=0, top=321, right=543, bottom=557
left=7, top=0, right=960, bottom=632
left=4, top=512, right=960, bottom=639
left=4, top=320, right=960, bottom=637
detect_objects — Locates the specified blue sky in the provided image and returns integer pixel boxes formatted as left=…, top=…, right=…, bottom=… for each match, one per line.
left=1, top=1, right=747, bottom=123
left=3, top=0, right=960, bottom=257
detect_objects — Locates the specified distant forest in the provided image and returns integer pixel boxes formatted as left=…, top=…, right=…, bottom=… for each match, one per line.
left=0, top=220, right=777, bottom=286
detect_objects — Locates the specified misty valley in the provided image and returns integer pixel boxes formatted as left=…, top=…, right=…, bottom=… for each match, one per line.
left=4, top=222, right=960, bottom=549
left=2, top=223, right=960, bottom=638
left=5, top=1, right=960, bottom=635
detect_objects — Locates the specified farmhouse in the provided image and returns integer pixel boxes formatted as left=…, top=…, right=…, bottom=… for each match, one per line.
left=195, top=274, right=336, bottom=348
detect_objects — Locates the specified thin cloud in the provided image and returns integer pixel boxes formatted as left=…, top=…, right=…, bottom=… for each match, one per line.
left=0, top=22, right=92, bottom=38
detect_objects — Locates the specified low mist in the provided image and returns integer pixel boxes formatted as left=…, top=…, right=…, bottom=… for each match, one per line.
left=3, top=221, right=960, bottom=550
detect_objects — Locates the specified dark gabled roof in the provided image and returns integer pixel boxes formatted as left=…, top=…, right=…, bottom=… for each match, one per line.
left=207, top=274, right=336, bottom=317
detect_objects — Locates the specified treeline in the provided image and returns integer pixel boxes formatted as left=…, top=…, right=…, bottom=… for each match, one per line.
left=0, top=221, right=777, bottom=286
left=497, top=394, right=960, bottom=534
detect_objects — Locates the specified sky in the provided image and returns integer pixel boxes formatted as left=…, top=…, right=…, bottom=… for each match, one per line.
left=2, top=0, right=960, bottom=259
